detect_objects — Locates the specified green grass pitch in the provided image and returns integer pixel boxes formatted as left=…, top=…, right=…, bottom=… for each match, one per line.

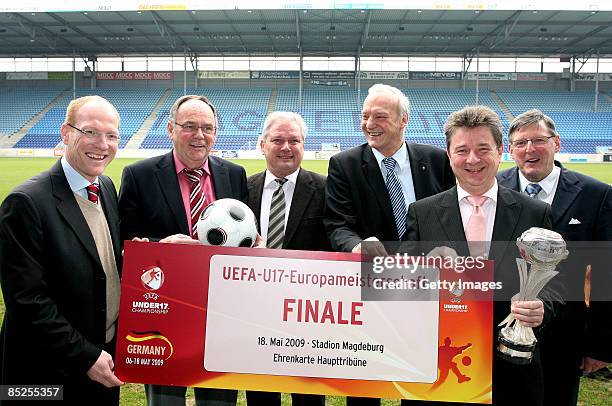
left=0, top=157, right=610, bottom=405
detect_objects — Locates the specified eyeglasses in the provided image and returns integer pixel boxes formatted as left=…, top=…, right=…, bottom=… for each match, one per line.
left=174, top=122, right=216, bottom=135
left=67, top=123, right=120, bottom=143
left=510, top=135, right=555, bottom=149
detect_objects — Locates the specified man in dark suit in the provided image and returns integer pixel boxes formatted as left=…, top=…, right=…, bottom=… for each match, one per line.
left=0, top=96, right=124, bottom=404
left=324, top=84, right=454, bottom=405
left=119, top=95, right=246, bottom=406
left=324, top=83, right=454, bottom=257
left=246, top=111, right=328, bottom=405
left=497, top=109, right=612, bottom=406
left=405, top=106, right=554, bottom=406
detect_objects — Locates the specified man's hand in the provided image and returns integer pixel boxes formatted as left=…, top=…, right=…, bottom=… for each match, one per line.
left=86, top=350, right=124, bottom=388
left=352, top=237, right=388, bottom=256
left=581, top=357, right=609, bottom=373
left=253, top=233, right=265, bottom=248
left=511, top=300, right=544, bottom=328
left=131, top=237, right=149, bottom=242
left=159, top=234, right=202, bottom=245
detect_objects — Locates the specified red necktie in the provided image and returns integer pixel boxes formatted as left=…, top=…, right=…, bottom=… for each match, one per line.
left=183, top=169, right=206, bottom=238
left=86, top=183, right=100, bottom=204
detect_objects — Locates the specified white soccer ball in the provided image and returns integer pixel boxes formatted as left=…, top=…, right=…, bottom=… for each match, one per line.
left=197, top=198, right=258, bottom=247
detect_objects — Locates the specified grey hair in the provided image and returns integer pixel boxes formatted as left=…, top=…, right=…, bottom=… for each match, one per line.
left=168, top=94, right=217, bottom=124
left=261, top=111, right=307, bottom=140
left=444, top=105, right=503, bottom=149
left=508, top=109, right=558, bottom=142
left=367, top=83, right=411, bottom=120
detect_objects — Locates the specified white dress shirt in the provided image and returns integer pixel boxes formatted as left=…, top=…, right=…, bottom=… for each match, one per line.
left=259, top=168, right=299, bottom=244
left=371, top=143, right=417, bottom=209
left=518, top=165, right=560, bottom=205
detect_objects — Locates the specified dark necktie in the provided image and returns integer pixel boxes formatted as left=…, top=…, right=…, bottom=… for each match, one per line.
left=525, top=183, right=542, bottom=198
left=382, top=157, right=407, bottom=239
left=183, top=168, right=206, bottom=239
left=267, top=178, right=288, bottom=249
left=86, top=183, right=100, bottom=204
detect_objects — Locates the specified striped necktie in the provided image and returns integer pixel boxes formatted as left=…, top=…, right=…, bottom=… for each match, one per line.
left=525, top=183, right=542, bottom=198
left=382, top=157, right=407, bottom=239
left=267, top=178, right=288, bottom=249
left=86, top=183, right=100, bottom=204
left=183, top=168, right=206, bottom=239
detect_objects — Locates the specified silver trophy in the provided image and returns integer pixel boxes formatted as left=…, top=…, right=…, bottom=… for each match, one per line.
left=497, top=227, right=568, bottom=364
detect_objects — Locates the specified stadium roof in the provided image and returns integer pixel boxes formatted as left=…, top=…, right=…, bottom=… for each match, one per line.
left=1, top=9, right=612, bottom=59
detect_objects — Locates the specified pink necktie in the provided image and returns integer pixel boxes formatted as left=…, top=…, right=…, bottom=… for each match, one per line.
left=466, top=195, right=488, bottom=257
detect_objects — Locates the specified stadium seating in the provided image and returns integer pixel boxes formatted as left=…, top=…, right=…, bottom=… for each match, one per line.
left=4, top=87, right=611, bottom=153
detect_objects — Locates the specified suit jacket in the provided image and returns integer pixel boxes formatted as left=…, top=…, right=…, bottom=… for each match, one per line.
left=0, top=160, right=121, bottom=386
left=405, top=185, right=553, bottom=406
left=498, top=162, right=612, bottom=364
left=118, top=151, right=248, bottom=241
left=324, top=142, right=455, bottom=252
left=247, top=168, right=330, bottom=252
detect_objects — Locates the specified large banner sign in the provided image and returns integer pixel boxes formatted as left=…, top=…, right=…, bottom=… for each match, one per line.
left=198, top=71, right=250, bottom=79
left=96, top=71, right=173, bottom=80
left=410, top=72, right=462, bottom=80
left=251, top=71, right=300, bottom=79
left=303, top=71, right=356, bottom=80
left=116, top=242, right=493, bottom=403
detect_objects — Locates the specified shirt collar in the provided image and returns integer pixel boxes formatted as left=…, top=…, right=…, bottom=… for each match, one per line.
left=264, top=168, right=300, bottom=189
left=61, top=156, right=98, bottom=192
left=517, top=165, right=560, bottom=198
left=371, top=142, right=409, bottom=172
left=173, top=149, right=211, bottom=176
left=457, top=180, right=498, bottom=204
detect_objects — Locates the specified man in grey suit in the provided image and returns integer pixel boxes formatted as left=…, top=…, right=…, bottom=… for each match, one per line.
left=246, top=111, right=328, bottom=406
left=405, top=106, right=555, bottom=406
left=497, top=109, right=612, bottom=406
left=119, top=95, right=245, bottom=406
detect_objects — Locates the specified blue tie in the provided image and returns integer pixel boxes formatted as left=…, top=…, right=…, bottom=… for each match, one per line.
left=382, top=157, right=407, bottom=239
left=525, top=183, right=542, bottom=198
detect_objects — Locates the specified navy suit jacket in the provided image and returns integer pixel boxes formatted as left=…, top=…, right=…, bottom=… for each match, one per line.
left=118, top=151, right=248, bottom=241
left=324, top=142, right=455, bottom=252
left=0, top=160, right=121, bottom=385
left=498, top=162, right=612, bottom=363
left=247, top=168, right=330, bottom=252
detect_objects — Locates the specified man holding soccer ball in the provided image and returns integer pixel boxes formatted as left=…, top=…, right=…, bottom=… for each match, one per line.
left=118, top=94, right=248, bottom=406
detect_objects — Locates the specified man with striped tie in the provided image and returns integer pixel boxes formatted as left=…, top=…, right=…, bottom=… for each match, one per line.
left=0, top=96, right=123, bottom=404
left=246, top=111, right=329, bottom=406
left=118, top=94, right=248, bottom=406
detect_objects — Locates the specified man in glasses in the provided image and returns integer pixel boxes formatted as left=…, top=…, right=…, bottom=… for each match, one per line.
left=118, top=94, right=247, bottom=406
left=0, top=95, right=123, bottom=404
left=498, top=109, right=612, bottom=406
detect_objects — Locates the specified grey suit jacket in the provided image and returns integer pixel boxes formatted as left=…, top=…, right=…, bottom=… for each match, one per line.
left=247, top=168, right=330, bottom=251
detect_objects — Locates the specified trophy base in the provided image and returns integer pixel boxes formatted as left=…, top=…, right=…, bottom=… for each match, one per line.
left=496, top=328, right=536, bottom=365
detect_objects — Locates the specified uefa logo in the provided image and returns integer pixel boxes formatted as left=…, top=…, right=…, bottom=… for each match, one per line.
left=140, top=266, right=165, bottom=291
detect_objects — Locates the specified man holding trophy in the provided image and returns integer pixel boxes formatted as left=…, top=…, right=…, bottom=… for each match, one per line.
left=404, top=106, right=560, bottom=406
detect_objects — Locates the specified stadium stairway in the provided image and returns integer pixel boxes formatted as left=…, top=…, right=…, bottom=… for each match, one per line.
left=267, top=88, right=277, bottom=116
left=124, top=88, right=173, bottom=149
left=490, top=90, right=515, bottom=123
left=1, top=89, right=71, bottom=148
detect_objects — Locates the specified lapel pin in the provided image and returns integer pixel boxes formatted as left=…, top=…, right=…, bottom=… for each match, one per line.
left=421, top=165, right=426, bottom=172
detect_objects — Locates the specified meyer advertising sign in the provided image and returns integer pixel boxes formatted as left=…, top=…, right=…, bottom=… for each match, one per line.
left=410, top=72, right=462, bottom=81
